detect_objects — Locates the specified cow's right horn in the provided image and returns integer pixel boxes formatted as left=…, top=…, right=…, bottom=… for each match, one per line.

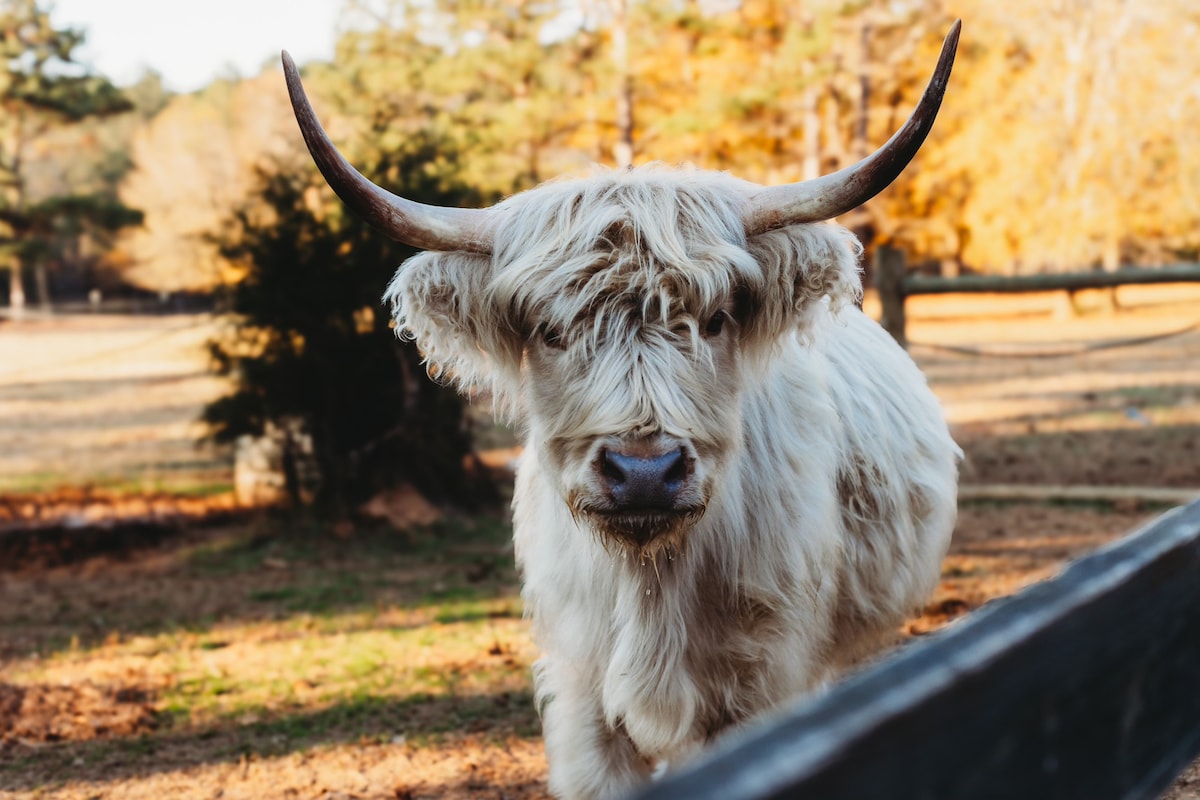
left=282, top=51, right=495, bottom=254
left=743, top=20, right=961, bottom=234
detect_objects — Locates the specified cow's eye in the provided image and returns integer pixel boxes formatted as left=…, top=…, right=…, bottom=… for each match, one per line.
left=541, top=325, right=566, bottom=350
left=704, top=310, right=728, bottom=337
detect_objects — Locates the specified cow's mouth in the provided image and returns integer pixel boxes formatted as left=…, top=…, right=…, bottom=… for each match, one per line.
left=584, top=506, right=705, bottom=550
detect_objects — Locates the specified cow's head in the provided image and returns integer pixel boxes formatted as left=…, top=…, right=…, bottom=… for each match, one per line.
left=282, top=22, right=959, bottom=555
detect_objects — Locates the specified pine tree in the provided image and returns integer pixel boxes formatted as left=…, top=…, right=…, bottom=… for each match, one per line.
left=205, top=153, right=495, bottom=517
left=0, top=0, right=138, bottom=309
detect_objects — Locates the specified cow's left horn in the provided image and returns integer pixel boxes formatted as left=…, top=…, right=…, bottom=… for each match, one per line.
left=282, top=51, right=494, bottom=254
left=744, top=20, right=960, bottom=234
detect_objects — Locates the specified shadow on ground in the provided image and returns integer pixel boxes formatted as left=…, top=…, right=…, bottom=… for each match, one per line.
left=958, top=423, right=1200, bottom=487
left=0, top=514, right=520, bottom=662
left=0, top=686, right=538, bottom=792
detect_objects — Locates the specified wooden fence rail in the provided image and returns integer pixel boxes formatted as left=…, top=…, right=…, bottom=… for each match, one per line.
left=631, top=499, right=1200, bottom=800
left=873, top=250, right=1200, bottom=347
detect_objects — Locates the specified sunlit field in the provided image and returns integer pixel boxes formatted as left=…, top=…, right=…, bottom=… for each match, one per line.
left=0, top=314, right=232, bottom=498
left=3, top=289, right=1200, bottom=798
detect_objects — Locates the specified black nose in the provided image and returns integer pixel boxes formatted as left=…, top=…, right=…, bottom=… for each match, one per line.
left=597, top=447, right=690, bottom=510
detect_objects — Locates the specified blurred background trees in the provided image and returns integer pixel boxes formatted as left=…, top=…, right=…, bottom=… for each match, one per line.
left=115, top=72, right=307, bottom=295
left=14, top=0, right=1200, bottom=292
left=8, top=0, right=1200, bottom=511
left=0, top=0, right=140, bottom=310
left=913, top=0, right=1200, bottom=273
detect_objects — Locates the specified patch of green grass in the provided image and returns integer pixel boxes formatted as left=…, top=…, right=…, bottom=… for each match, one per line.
left=942, top=564, right=983, bottom=578
left=138, top=598, right=534, bottom=723
left=227, top=690, right=539, bottom=750
left=0, top=471, right=233, bottom=497
left=423, top=584, right=482, bottom=604
left=342, top=650, right=387, bottom=681
left=247, top=575, right=368, bottom=614
left=410, top=515, right=515, bottom=558
left=185, top=530, right=274, bottom=575
left=172, top=674, right=238, bottom=702
left=433, top=599, right=522, bottom=625
left=0, top=470, right=74, bottom=493
left=247, top=586, right=300, bottom=603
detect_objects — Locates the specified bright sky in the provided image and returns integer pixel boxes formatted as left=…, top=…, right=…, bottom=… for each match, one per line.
left=50, top=0, right=343, bottom=93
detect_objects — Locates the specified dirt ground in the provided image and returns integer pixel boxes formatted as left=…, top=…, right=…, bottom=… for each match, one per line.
left=2, top=290, right=1200, bottom=799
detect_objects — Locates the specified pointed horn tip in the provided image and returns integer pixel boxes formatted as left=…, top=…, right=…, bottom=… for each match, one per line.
left=944, top=19, right=962, bottom=53
left=280, top=50, right=309, bottom=114
left=932, top=20, right=962, bottom=91
left=742, top=19, right=962, bottom=232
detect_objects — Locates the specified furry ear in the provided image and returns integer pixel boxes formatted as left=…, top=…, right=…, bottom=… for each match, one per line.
left=741, top=222, right=864, bottom=343
left=384, top=251, right=524, bottom=411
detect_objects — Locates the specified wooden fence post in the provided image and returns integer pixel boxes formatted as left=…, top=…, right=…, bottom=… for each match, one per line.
left=874, top=245, right=907, bottom=348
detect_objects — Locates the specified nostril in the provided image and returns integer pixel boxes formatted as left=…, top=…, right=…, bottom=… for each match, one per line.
left=598, top=448, right=626, bottom=486
left=662, top=448, right=688, bottom=487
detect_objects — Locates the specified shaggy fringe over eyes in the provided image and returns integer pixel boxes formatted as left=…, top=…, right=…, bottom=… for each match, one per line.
left=385, top=164, right=865, bottom=411
left=489, top=166, right=762, bottom=350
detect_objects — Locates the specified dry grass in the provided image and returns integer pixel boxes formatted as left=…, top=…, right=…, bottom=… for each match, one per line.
left=0, top=313, right=233, bottom=496
left=0, top=516, right=543, bottom=799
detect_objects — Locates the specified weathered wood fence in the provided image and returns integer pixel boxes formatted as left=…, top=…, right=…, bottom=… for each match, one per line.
left=632, top=499, right=1200, bottom=800
left=873, top=248, right=1200, bottom=347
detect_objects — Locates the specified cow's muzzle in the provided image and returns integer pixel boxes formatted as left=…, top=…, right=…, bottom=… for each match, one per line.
left=585, top=442, right=703, bottom=548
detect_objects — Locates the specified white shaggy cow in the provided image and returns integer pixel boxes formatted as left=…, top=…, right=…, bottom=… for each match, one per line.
left=284, top=21, right=961, bottom=800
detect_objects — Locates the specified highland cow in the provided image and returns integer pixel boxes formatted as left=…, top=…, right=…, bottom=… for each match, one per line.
left=283, top=21, right=962, bottom=799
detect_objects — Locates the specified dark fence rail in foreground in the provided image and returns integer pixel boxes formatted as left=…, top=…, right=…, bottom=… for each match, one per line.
left=633, top=499, right=1200, bottom=800
left=873, top=250, right=1200, bottom=347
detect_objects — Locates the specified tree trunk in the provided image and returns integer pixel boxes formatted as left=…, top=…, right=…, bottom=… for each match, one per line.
left=33, top=261, right=51, bottom=309
left=609, top=0, right=634, bottom=168
left=8, top=261, right=25, bottom=311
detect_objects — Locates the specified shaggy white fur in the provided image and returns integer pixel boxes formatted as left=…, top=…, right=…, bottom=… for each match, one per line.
left=386, top=164, right=960, bottom=800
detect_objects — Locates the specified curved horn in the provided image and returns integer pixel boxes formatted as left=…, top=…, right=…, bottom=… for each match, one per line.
left=281, top=51, right=494, bottom=254
left=744, top=20, right=961, bottom=234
